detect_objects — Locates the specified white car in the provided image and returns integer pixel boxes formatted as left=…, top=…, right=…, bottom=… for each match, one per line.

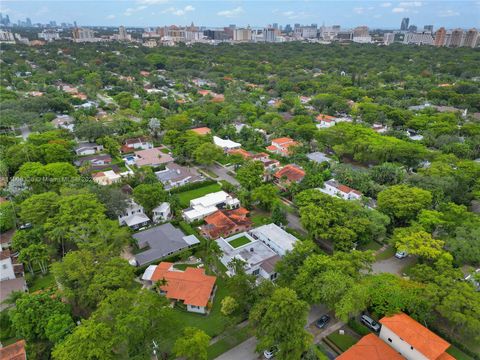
left=264, top=347, right=278, bottom=359
left=395, top=251, right=408, bottom=259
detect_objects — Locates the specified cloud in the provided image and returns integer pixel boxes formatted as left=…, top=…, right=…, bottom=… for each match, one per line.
left=353, top=7, right=365, bottom=14
left=217, top=6, right=244, bottom=18
left=392, top=7, right=407, bottom=13
left=137, top=0, right=168, bottom=3
left=438, top=9, right=460, bottom=17
left=398, top=1, right=422, bottom=7
left=106, top=14, right=116, bottom=19
left=124, top=5, right=147, bottom=16
left=380, top=2, right=392, bottom=7
left=281, top=10, right=310, bottom=19
left=162, top=5, right=194, bottom=16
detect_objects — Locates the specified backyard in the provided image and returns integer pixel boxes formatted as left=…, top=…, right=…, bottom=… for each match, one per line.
left=177, top=183, right=222, bottom=208
left=228, top=235, right=252, bottom=248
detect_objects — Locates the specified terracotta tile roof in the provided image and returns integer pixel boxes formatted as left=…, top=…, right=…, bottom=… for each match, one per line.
left=0, top=339, right=27, bottom=360
left=198, top=89, right=211, bottom=96
left=379, top=313, right=450, bottom=360
left=151, top=262, right=216, bottom=307
left=191, top=127, right=211, bottom=135
left=274, top=164, right=305, bottom=182
left=272, top=137, right=295, bottom=145
left=337, top=334, right=404, bottom=360
left=266, top=145, right=277, bottom=152
left=316, top=113, right=337, bottom=122
left=212, top=94, right=225, bottom=103
left=201, top=208, right=252, bottom=239
left=436, top=352, right=456, bottom=360
left=135, top=147, right=173, bottom=167
left=228, top=148, right=252, bottom=159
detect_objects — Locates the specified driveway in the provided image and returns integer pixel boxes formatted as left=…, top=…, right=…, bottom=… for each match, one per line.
left=214, top=337, right=259, bottom=360
left=205, top=163, right=240, bottom=186
left=372, top=256, right=415, bottom=276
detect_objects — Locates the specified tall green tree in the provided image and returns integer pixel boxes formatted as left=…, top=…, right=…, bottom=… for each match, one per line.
left=173, top=327, right=211, bottom=360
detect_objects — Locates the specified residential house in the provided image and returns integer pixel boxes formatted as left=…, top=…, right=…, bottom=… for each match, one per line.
left=319, top=179, right=362, bottom=201
left=92, top=170, right=123, bottom=185
left=0, top=249, right=27, bottom=310
left=307, top=152, right=334, bottom=164
left=121, top=137, right=153, bottom=153
left=75, top=154, right=112, bottom=167
left=266, top=137, right=299, bottom=156
left=155, top=163, right=204, bottom=190
left=190, top=127, right=211, bottom=136
left=213, top=136, right=241, bottom=152
left=134, top=147, right=174, bottom=167
left=315, top=114, right=337, bottom=129
left=228, top=149, right=279, bottom=171
left=372, top=123, right=388, bottom=133
left=74, top=142, right=104, bottom=156
left=249, top=223, right=299, bottom=257
left=0, top=339, right=27, bottom=360
left=152, top=202, right=171, bottom=223
left=132, top=223, right=200, bottom=266
left=337, top=333, right=405, bottom=360
left=141, top=262, right=216, bottom=314
left=200, top=207, right=252, bottom=239
left=118, top=200, right=150, bottom=230
left=216, top=232, right=281, bottom=281
left=379, top=312, right=455, bottom=360
left=274, top=164, right=306, bottom=187
left=183, top=191, right=240, bottom=222
left=51, top=114, right=75, bottom=132
left=406, top=129, right=424, bottom=141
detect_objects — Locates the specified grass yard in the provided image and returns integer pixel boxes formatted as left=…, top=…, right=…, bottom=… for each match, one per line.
left=446, top=345, right=475, bottom=360
left=207, top=325, right=253, bottom=359
left=375, top=246, right=396, bottom=261
left=177, top=183, right=222, bottom=208
left=359, top=241, right=383, bottom=252
left=28, top=273, right=56, bottom=292
left=228, top=236, right=252, bottom=248
left=171, top=277, right=231, bottom=338
left=250, top=211, right=270, bottom=227
left=326, top=332, right=358, bottom=352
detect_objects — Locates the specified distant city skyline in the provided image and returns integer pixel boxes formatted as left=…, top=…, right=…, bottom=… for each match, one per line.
left=1, top=0, right=479, bottom=29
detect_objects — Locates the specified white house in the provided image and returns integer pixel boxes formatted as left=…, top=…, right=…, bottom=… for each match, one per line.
left=216, top=232, right=280, bottom=281
left=183, top=191, right=240, bottom=222
left=0, top=249, right=27, bottom=310
left=319, top=179, right=362, bottom=201
left=75, top=143, right=104, bottom=156
left=118, top=200, right=151, bottom=230
left=152, top=202, right=171, bottom=223
left=51, top=115, right=75, bottom=132
left=379, top=313, right=453, bottom=360
left=249, top=223, right=299, bottom=257
left=213, top=136, right=241, bottom=151
left=123, top=137, right=153, bottom=150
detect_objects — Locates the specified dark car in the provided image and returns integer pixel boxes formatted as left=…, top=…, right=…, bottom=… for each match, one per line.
left=315, top=314, right=331, bottom=329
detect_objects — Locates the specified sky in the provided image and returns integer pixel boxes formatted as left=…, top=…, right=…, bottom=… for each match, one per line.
left=1, top=0, right=479, bottom=29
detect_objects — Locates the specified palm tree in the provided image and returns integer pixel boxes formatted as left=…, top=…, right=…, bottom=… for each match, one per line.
left=153, top=277, right=168, bottom=294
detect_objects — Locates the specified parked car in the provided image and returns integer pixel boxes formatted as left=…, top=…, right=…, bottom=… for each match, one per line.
left=361, top=315, right=381, bottom=332
left=264, top=346, right=278, bottom=359
left=18, top=223, right=32, bottom=230
left=315, top=314, right=331, bottom=329
left=395, top=251, right=408, bottom=259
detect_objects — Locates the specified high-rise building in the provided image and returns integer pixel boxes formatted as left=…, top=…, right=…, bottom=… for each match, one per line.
left=233, top=27, right=252, bottom=42
left=272, top=23, right=278, bottom=30
left=408, top=25, right=417, bottom=32
left=284, top=24, right=292, bottom=33
left=434, top=27, right=446, bottom=46
left=263, top=27, right=276, bottom=42
left=117, top=25, right=132, bottom=41
left=383, top=33, right=395, bottom=45
left=463, top=28, right=478, bottom=48
left=38, top=30, right=60, bottom=41
left=0, top=29, right=15, bottom=43
left=423, top=25, right=433, bottom=33
left=72, top=27, right=96, bottom=42
left=400, top=17, right=409, bottom=31
left=26, top=18, right=32, bottom=26
left=449, top=28, right=464, bottom=47
left=403, top=31, right=434, bottom=45
left=353, top=26, right=369, bottom=38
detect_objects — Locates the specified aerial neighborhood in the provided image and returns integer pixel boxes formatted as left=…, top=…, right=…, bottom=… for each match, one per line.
left=0, top=9, right=479, bottom=360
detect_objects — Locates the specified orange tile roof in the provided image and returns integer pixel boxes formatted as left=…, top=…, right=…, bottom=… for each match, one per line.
left=266, top=145, right=277, bottom=152
left=272, top=137, right=295, bottom=145
left=202, top=208, right=251, bottom=239
left=436, top=352, right=456, bottom=360
left=191, top=127, right=211, bottom=135
left=337, top=334, right=404, bottom=360
left=198, top=89, right=211, bottom=96
left=228, top=148, right=253, bottom=159
left=316, top=113, right=337, bottom=122
left=0, top=340, right=27, bottom=360
left=380, top=313, right=450, bottom=360
left=212, top=94, right=225, bottom=102
left=151, top=262, right=216, bottom=307
left=274, top=164, right=306, bottom=182
left=337, top=184, right=362, bottom=195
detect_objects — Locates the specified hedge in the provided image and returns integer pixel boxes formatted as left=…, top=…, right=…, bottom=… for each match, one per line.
left=169, top=179, right=217, bottom=194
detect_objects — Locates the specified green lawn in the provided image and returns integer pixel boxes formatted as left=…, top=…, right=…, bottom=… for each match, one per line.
left=446, top=345, right=475, bottom=360
left=228, top=236, right=252, bottom=248
left=207, top=326, right=252, bottom=359
left=375, top=246, right=396, bottom=260
left=171, top=277, right=231, bottom=338
left=251, top=213, right=270, bottom=227
left=177, top=183, right=222, bottom=208
left=173, top=263, right=200, bottom=271
left=28, top=273, right=56, bottom=292
left=359, top=241, right=382, bottom=252
left=326, top=333, right=358, bottom=352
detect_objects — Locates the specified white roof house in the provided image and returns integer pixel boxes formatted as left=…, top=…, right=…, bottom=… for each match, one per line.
left=249, top=223, right=299, bottom=257
left=213, top=136, right=241, bottom=151
left=183, top=191, right=240, bottom=222
left=319, top=179, right=362, bottom=201
left=118, top=200, right=151, bottom=230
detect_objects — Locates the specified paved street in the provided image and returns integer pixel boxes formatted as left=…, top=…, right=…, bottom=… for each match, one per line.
left=215, top=337, right=259, bottom=360
left=206, top=163, right=240, bottom=186
left=372, top=255, right=415, bottom=276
